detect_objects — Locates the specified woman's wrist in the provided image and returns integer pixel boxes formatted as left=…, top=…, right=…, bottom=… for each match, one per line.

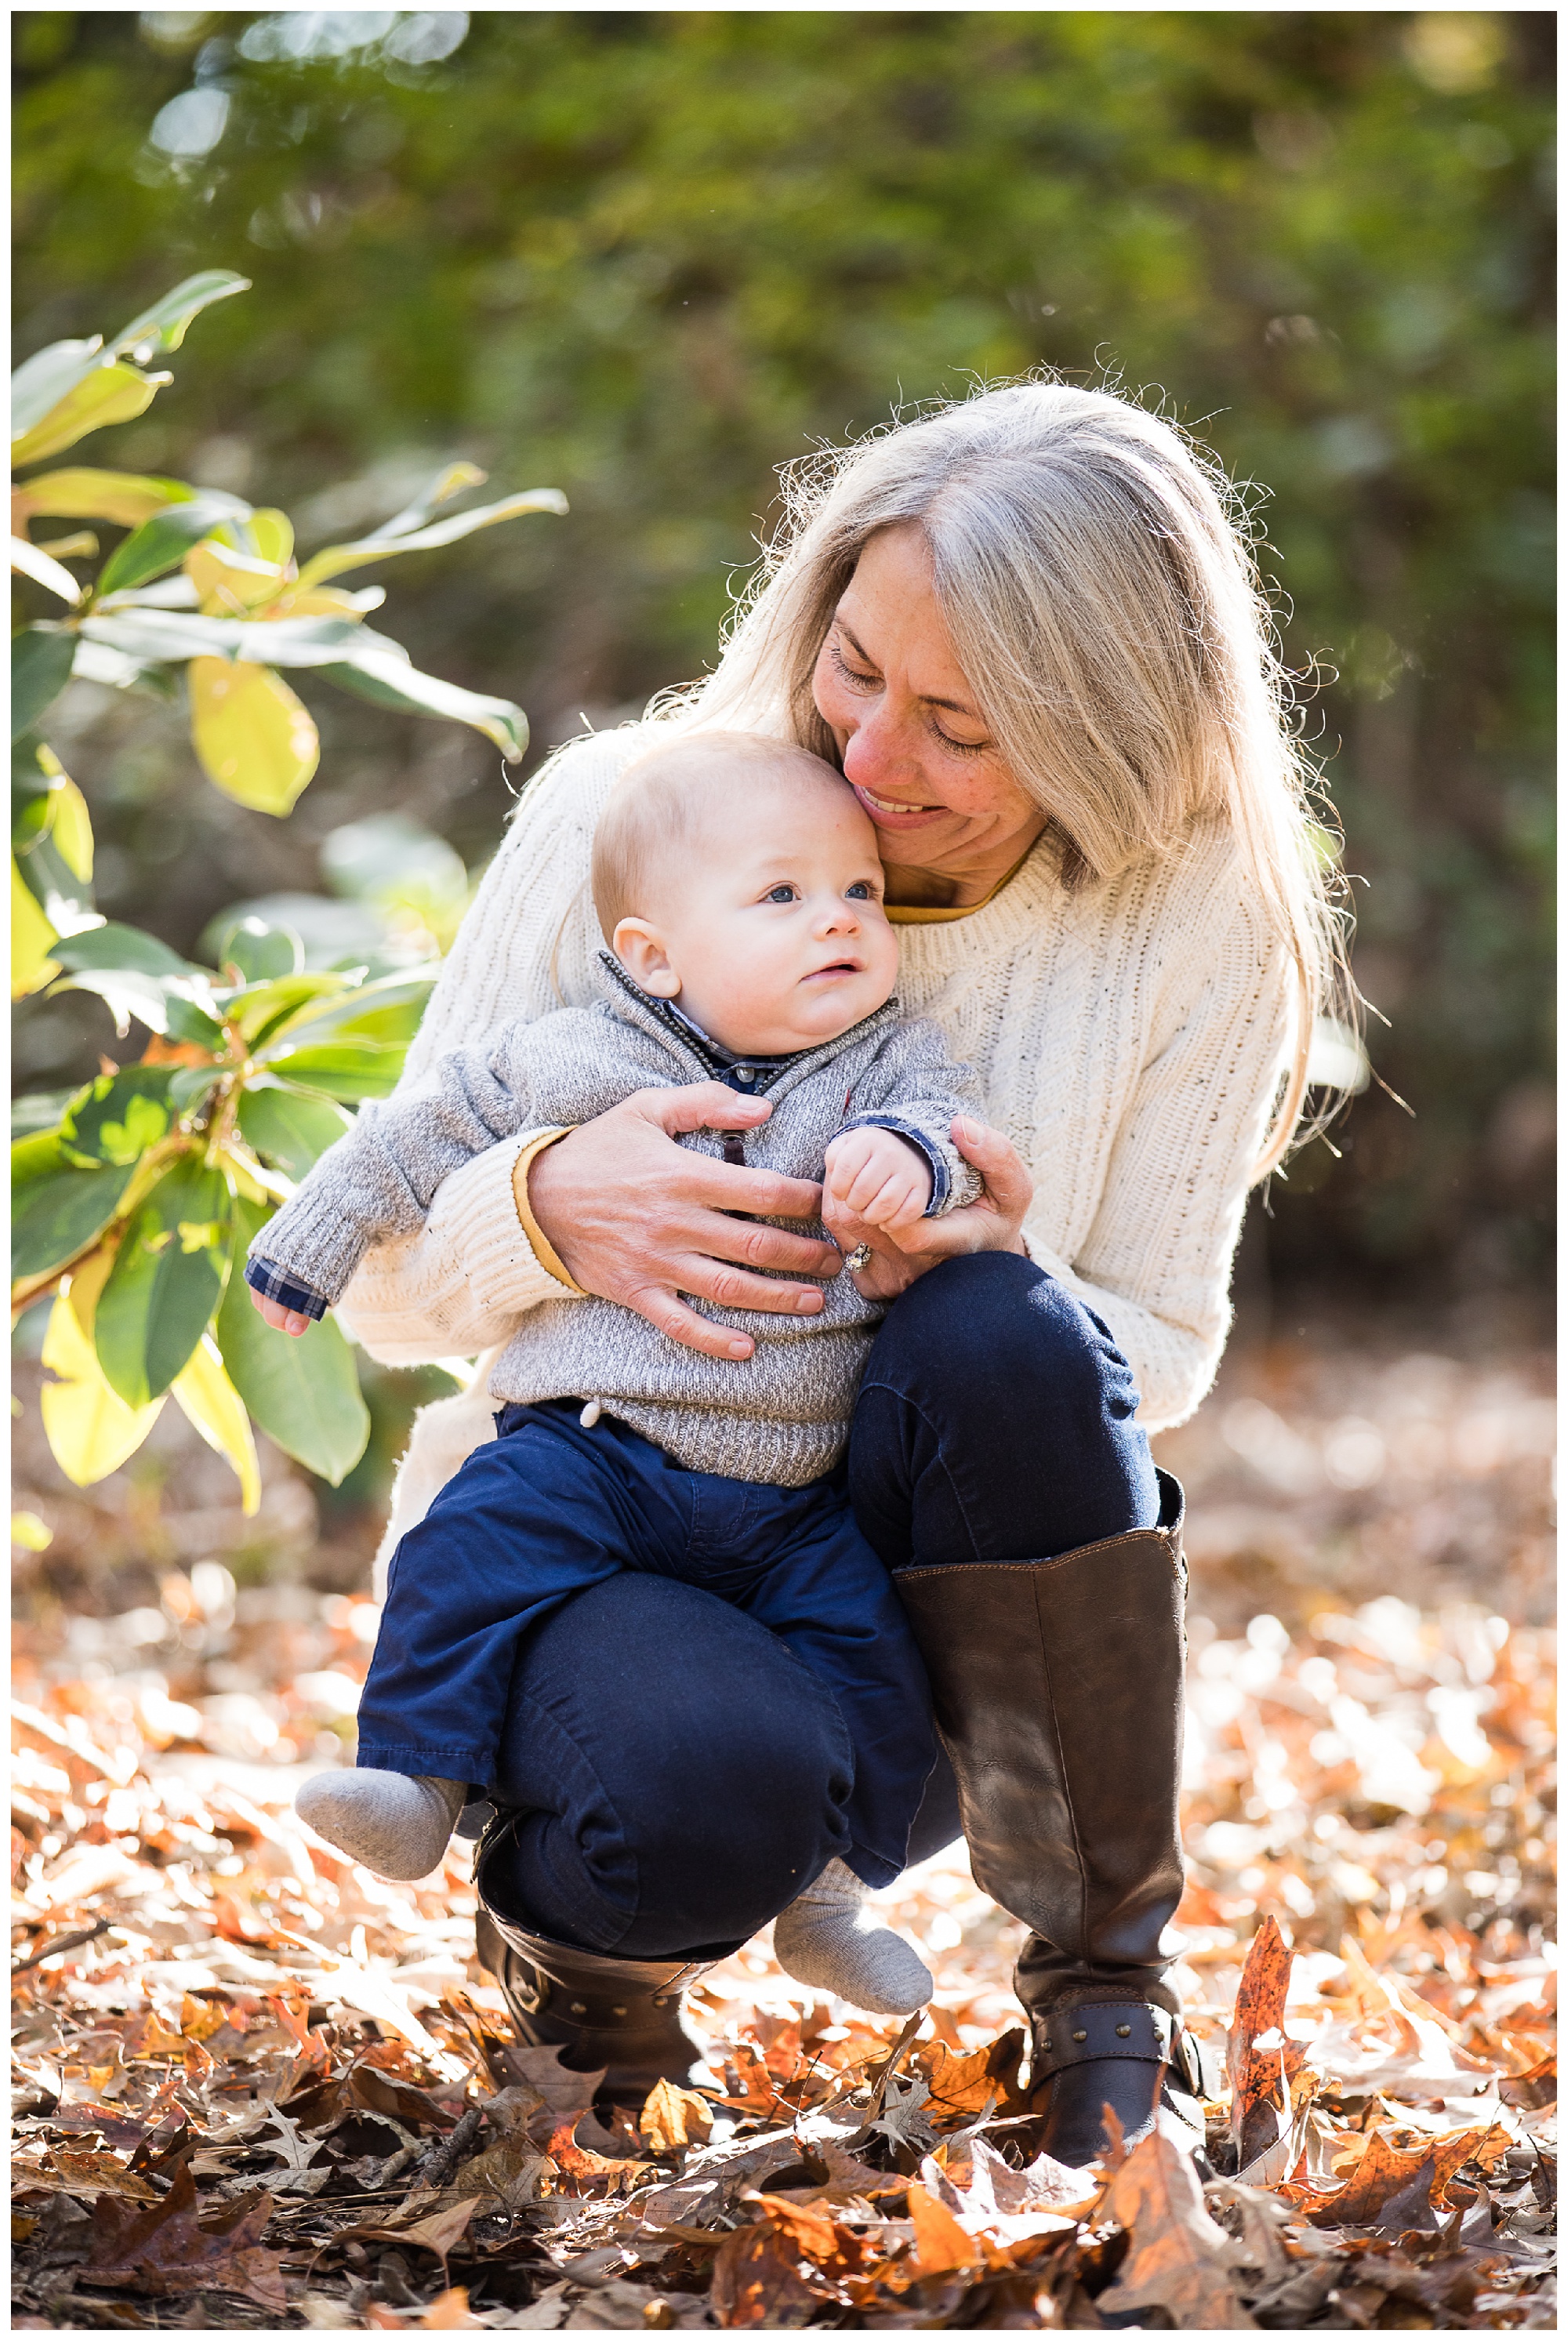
left=511, top=1127, right=589, bottom=1297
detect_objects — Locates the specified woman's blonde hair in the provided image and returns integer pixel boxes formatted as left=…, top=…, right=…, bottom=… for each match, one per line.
left=654, top=379, right=1352, bottom=1179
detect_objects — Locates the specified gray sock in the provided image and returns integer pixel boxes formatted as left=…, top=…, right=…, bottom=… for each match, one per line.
left=295, top=1769, right=468, bottom=1880
left=771, top=1856, right=934, bottom=2015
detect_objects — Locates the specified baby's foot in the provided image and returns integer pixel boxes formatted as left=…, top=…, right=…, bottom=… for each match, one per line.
left=295, top=1769, right=467, bottom=1880
left=772, top=1856, right=933, bottom=2015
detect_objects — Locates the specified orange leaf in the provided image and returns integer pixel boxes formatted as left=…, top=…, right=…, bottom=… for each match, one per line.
left=1098, top=2132, right=1254, bottom=2329
left=710, top=2216, right=822, bottom=2328
left=639, top=2074, right=716, bottom=2153
left=904, top=2179, right=984, bottom=2275
left=1227, top=1915, right=1305, bottom=2168
left=919, top=2027, right=1025, bottom=2120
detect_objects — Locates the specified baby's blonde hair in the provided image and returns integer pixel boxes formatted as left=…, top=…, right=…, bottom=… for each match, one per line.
left=590, top=730, right=846, bottom=942
left=652, top=379, right=1355, bottom=1178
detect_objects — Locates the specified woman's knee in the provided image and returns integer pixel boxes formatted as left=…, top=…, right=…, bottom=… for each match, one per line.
left=486, top=1576, right=855, bottom=1954
left=866, top=1251, right=1138, bottom=1430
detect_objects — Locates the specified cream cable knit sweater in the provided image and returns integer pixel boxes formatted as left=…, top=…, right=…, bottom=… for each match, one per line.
left=336, top=724, right=1291, bottom=1559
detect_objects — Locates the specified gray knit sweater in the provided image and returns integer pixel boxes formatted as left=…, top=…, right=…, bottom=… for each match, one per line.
left=247, top=956, right=983, bottom=1484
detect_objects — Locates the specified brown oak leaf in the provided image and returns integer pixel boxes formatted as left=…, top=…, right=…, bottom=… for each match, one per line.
left=83, top=2162, right=288, bottom=2307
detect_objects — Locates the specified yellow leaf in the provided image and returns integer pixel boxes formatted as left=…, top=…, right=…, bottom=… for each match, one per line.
left=10, top=1511, right=53, bottom=1552
left=12, top=858, right=60, bottom=998
left=186, top=539, right=287, bottom=613
left=48, top=775, right=94, bottom=884
left=12, top=361, right=172, bottom=468
left=171, top=1334, right=261, bottom=1515
left=10, top=467, right=195, bottom=529
left=188, top=658, right=320, bottom=814
left=67, top=1241, right=119, bottom=1339
left=268, top=586, right=370, bottom=620
left=39, top=1292, right=164, bottom=1486
left=246, top=509, right=294, bottom=569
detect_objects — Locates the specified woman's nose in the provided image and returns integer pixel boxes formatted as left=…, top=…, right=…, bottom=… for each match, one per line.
left=840, top=700, right=923, bottom=793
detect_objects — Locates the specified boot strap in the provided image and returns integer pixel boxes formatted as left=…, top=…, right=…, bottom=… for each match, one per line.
left=1033, top=2002, right=1178, bottom=2077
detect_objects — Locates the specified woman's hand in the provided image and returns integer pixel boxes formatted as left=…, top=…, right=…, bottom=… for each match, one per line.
left=525, top=1083, right=846, bottom=1362
left=820, top=1114, right=1034, bottom=1301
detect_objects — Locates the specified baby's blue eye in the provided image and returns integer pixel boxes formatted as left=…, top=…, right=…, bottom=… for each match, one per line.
left=764, top=884, right=797, bottom=904
left=846, top=881, right=873, bottom=900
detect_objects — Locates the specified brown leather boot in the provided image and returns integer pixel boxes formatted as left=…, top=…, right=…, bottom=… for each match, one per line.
left=474, top=1821, right=713, bottom=2111
left=895, top=1469, right=1210, bottom=2167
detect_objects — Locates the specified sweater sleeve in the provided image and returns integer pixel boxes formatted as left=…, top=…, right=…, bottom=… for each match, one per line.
left=245, top=1023, right=545, bottom=1308
left=838, top=1018, right=987, bottom=1215
left=1022, top=892, right=1294, bottom=1434
left=332, top=725, right=649, bottom=1365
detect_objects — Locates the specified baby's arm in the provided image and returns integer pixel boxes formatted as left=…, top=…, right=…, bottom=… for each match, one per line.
left=835, top=1019, right=988, bottom=1222
left=244, top=1020, right=547, bottom=1330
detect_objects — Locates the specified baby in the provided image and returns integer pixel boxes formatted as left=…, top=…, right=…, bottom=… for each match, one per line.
left=250, top=732, right=984, bottom=2013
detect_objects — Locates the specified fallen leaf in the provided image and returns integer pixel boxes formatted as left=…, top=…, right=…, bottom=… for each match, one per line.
left=1227, top=1915, right=1305, bottom=2171
left=1500, top=2053, right=1556, bottom=2110
left=640, top=2075, right=716, bottom=2153
left=1097, top=2130, right=1255, bottom=2330
left=904, top=2177, right=985, bottom=2274
left=83, top=2161, right=288, bottom=2307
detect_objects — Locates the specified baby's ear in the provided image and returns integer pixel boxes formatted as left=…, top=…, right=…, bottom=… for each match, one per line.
left=612, top=917, right=681, bottom=997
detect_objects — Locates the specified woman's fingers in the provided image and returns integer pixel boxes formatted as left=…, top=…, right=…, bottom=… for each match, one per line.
left=952, top=1114, right=1035, bottom=1221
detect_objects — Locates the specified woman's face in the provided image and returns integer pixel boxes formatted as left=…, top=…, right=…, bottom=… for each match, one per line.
left=811, top=521, right=1045, bottom=882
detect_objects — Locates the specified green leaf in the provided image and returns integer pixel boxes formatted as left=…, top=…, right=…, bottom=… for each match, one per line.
left=225, top=970, right=350, bottom=1048
left=168, top=1065, right=220, bottom=1116
left=110, top=270, right=250, bottom=359
left=96, top=493, right=256, bottom=598
left=94, top=1155, right=230, bottom=1406
left=254, top=1037, right=406, bottom=1102
left=12, top=1087, right=82, bottom=1141
left=255, top=969, right=434, bottom=1054
left=12, top=1133, right=134, bottom=1281
left=294, top=486, right=568, bottom=589
left=162, top=993, right=226, bottom=1051
left=49, top=922, right=193, bottom=978
left=219, top=916, right=304, bottom=982
left=216, top=1196, right=370, bottom=1484
left=11, top=359, right=172, bottom=469
left=316, top=650, right=528, bottom=760
left=12, top=628, right=78, bottom=741
left=238, top=1081, right=353, bottom=1178
left=60, top=1066, right=176, bottom=1167
left=79, top=608, right=376, bottom=669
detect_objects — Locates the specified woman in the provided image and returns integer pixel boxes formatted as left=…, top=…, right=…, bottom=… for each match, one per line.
left=336, top=380, right=1348, bottom=2166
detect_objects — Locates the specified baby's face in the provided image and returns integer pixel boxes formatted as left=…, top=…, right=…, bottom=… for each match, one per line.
left=618, top=774, right=899, bottom=1056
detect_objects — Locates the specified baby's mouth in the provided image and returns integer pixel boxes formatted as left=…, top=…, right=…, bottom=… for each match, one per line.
left=804, top=959, right=861, bottom=982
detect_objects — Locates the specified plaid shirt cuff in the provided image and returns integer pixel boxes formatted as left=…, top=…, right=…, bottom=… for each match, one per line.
left=244, top=1257, right=329, bottom=1321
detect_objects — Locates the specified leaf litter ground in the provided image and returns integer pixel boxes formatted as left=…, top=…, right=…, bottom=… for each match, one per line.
left=12, top=1312, right=1555, bottom=2328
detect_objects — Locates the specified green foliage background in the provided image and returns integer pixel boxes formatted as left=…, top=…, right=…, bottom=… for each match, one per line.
left=13, top=9, right=1555, bottom=1297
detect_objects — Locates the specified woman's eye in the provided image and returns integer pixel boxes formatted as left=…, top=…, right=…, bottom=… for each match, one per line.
left=764, top=884, right=797, bottom=904
left=830, top=641, right=878, bottom=692
left=932, top=723, right=987, bottom=757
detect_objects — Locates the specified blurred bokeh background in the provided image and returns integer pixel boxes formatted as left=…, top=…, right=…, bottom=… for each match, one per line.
left=13, top=11, right=1553, bottom=1610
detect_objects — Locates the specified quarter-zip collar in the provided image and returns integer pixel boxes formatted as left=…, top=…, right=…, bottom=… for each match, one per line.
left=596, top=949, right=899, bottom=1103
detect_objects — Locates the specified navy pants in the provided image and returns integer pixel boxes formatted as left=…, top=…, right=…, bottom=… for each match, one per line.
left=474, top=1253, right=1160, bottom=1958
left=360, top=1398, right=937, bottom=1892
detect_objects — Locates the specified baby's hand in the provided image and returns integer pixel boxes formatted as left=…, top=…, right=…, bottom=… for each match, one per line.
left=249, top=1287, right=314, bottom=1338
left=824, top=1126, right=932, bottom=1246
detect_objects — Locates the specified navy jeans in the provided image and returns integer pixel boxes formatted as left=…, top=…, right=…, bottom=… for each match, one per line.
left=477, top=1254, right=1160, bottom=1958
left=360, top=1397, right=936, bottom=1891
